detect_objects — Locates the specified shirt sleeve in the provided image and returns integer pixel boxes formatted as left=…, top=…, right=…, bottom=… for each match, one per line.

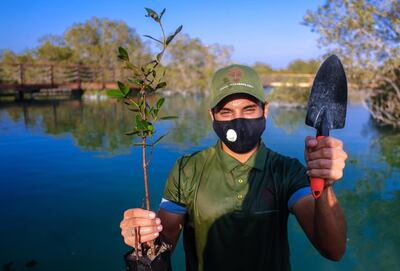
left=284, top=157, right=311, bottom=213
left=160, top=157, right=188, bottom=214
left=159, top=198, right=187, bottom=214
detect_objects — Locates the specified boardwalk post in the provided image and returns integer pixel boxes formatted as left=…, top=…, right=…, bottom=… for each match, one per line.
left=112, top=68, right=116, bottom=82
left=16, top=64, right=25, bottom=100
left=19, top=64, right=25, bottom=85
left=50, top=65, right=55, bottom=87
left=101, top=66, right=106, bottom=89
left=77, top=64, right=82, bottom=90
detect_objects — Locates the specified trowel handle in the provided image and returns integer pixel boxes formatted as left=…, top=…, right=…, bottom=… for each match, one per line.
left=311, top=136, right=326, bottom=199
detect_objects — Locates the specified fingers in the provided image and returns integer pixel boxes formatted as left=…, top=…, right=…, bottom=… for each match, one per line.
left=304, top=135, right=347, bottom=183
left=307, top=168, right=343, bottom=180
left=122, top=225, right=163, bottom=236
left=307, top=158, right=345, bottom=170
left=121, top=225, right=162, bottom=248
left=305, top=136, right=318, bottom=148
left=123, top=232, right=160, bottom=247
left=120, top=217, right=161, bottom=229
left=306, top=147, right=348, bottom=161
left=305, top=136, right=343, bottom=150
left=120, top=208, right=163, bottom=249
left=124, top=208, right=156, bottom=219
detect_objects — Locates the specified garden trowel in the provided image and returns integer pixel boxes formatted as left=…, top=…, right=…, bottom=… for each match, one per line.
left=305, top=55, right=348, bottom=199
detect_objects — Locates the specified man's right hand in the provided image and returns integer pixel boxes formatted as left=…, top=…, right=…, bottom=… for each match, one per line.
left=120, top=208, right=163, bottom=248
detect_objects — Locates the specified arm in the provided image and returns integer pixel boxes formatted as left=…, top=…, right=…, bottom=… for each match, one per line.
left=293, top=188, right=347, bottom=261
left=293, top=136, right=348, bottom=261
left=157, top=208, right=186, bottom=252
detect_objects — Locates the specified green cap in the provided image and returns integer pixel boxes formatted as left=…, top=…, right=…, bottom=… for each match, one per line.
left=209, top=64, right=265, bottom=108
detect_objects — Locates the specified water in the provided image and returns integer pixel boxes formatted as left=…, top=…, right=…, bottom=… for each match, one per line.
left=0, top=94, right=399, bottom=270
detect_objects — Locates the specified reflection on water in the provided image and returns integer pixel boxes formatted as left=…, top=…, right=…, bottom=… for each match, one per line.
left=0, top=94, right=214, bottom=153
left=270, top=105, right=307, bottom=134
left=0, top=94, right=399, bottom=271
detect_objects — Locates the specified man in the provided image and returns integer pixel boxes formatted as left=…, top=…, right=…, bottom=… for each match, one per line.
left=120, top=64, right=348, bottom=270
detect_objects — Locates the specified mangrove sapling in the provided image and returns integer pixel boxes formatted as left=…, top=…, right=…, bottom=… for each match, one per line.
left=106, top=7, right=182, bottom=270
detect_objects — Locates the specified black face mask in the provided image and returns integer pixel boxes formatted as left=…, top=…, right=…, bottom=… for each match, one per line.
left=212, top=116, right=266, bottom=153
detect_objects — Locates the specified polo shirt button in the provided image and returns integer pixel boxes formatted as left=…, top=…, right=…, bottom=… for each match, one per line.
left=238, top=178, right=244, bottom=184
left=237, top=194, right=243, bottom=200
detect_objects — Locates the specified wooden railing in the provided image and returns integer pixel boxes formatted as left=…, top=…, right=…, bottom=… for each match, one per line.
left=0, top=62, right=315, bottom=92
left=0, top=62, right=125, bottom=91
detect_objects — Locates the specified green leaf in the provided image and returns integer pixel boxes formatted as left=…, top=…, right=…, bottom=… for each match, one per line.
left=128, top=78, right=144, bottom=87
left=156, top=97, right=165, bottom=109
left=124, top=62, right=138, bottom=71
left=166, top=35, right=174, bottom=46
left=156, top=52, right=164, bottom=62
left=156, top=82, right=167, bottom=89
left=117, top=81, right=130, bottom=96
left=118, top=47, right=129, bottom=61
left=145, top=85, right=155, bottom=93
left=106, top=89, right=124, bottom=98
left=135, top=115, right=146, bottom=130
left=154, top=133, right=168, bottom=145
left=174, top=25, right=183, bottom=35
left=159, top=8, right=166, bottom=20
left=138, top=97, right=145, bottom=110
left=152, top=108, right=159, bottom=118
left=146, top=60, right=158, bottom=66
left=166, top=25, right=183, bottom=45
left=145, top=7, right=159, bottom=22
left=125, top=129, right=140, bottom=136
left=143, top=35, right=163, bottom=44
left=147, top=124, right=154, bottom=132
left=129, top=99, right=140, bottom=108
left=127, top=107, right=140, bottom=112
left=159, top=116, right=177, bottom=120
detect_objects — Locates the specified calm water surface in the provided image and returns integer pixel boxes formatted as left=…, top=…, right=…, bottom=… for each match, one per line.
left=0, top=93, right=399, bottom=270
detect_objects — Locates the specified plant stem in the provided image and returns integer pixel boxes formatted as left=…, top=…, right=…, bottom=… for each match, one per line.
left=140, top=90, right=156, bottom=256
left=142, top=136, right=151, bottom=211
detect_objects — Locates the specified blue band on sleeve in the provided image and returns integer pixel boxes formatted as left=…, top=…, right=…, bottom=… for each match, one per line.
left=287, top=187, right=311, bottom=213
left=159, top=198, right=187, bottom=215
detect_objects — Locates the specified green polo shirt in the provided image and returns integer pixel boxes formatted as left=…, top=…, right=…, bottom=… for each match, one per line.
left=161, top=140, right=310, bottom=271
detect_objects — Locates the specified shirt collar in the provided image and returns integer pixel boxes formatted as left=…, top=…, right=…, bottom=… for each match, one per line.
left=215, top=140, right=268, bottom=172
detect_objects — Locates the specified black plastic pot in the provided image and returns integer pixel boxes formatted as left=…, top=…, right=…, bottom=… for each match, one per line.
left=124, top=241, right=172, bottom=271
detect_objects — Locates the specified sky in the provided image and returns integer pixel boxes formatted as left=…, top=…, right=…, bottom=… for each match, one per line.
left=0, top=0, right=325, bottom=69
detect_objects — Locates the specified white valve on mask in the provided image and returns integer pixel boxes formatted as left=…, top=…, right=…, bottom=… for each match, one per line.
left=226, top=129, right=237, bottom=142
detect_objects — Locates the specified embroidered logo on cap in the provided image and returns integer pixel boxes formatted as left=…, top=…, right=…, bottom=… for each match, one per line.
left=227, top=67, right=242, bottom=82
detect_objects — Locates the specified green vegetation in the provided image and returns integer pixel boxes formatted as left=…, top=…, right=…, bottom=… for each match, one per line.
left=303, top=0, right=400, bottom=128
left=2, top=18, right=149, bottom=66
left=267, top=87, right=310, bottom=105
left=165, top=34, right=233, bottom=93
left=285, top=59, right=319, bottom=74
left=252, top=62, right=274, bottom=75
left=270, top=107, right=307, bottom=134
left=252, top=59, right=318, bottom=77
left=0, top=17, right=231, bottom=93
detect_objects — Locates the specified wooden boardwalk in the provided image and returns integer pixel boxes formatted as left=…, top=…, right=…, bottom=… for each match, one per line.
left=0, top=62, right=314, bottom=99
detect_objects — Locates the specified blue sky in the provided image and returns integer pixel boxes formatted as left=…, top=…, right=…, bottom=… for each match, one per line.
left=0, top=0, right=325, bottom=68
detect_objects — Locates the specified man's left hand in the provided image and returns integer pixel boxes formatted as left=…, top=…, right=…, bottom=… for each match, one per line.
left=304, top=136, right=348, bottom=187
